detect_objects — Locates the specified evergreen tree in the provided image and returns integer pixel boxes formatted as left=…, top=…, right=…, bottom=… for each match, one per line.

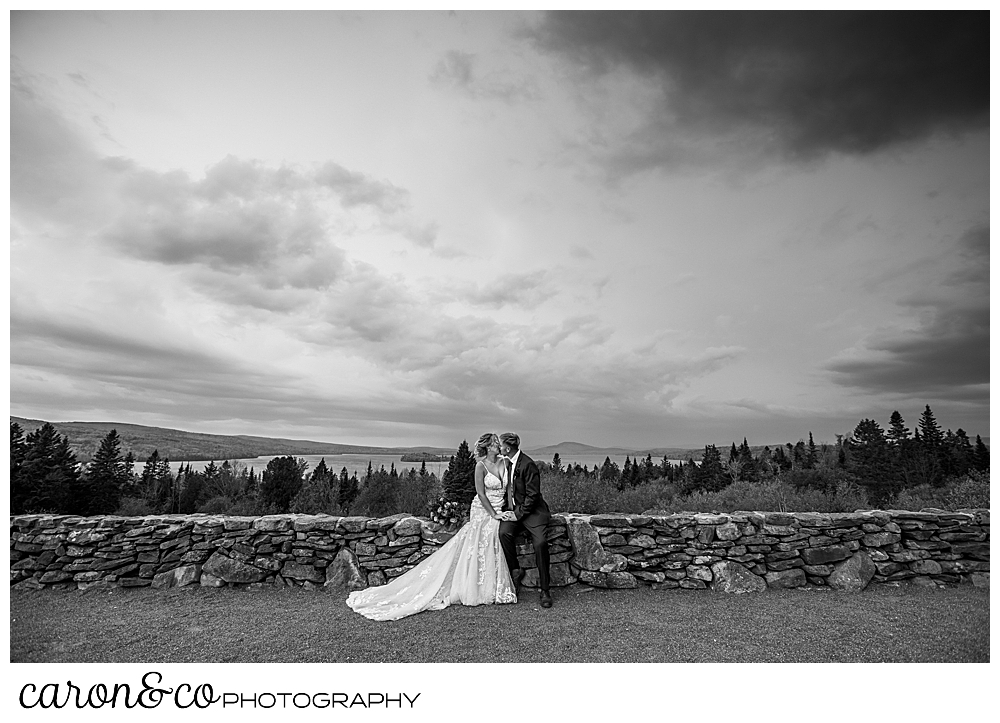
left=10, top=422, right=28, bottom=512
left=805, top=433, right=818, bottom=470
left=338, top=468, right=359, bottom=513
left=918, top=405, right=945, bottom=450
left=835, top=435, right=847, bottom=468
left=914, top=405, right=946, bottom=486
left=140, top=450, right=174, bottom=507
left=85, top=429, right=129, bottom=514
left=887, top=411, right=910, bottom=447
left=140, top=450, right=161, bottom=497
left=419, top=460, right=428, bottom=478
left=642, top=453, right=655, bottom=482
left=552, top=453, right=562, bottom=475
left=122, top=451, right=138, bottom=499
left=846, top=419, right=896, bottom=506
left=442, top=440, right=477, bottom=507
left=973, top=435, right=990, bottom=472
left=696, top=444, right=727, bottom=492
left=738, top=438, right=758, bottom=481
left=792, top=440, right=806, bottom=468
left=621, top=457, right=633, bottom=491
left=290, top=458, right=336, bottom=513
left=599, top=456, right=620, bottom=485
left=259, top=456, right=304, bottom=512
left=355, top=464, right=398, bottom=516
left=16, top=423, right=82, bottom=514
left=947, top=429, right=975, bottom=476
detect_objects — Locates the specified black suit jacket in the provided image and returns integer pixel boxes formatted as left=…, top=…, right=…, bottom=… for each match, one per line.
left=502, top=452, right=550, bottom=523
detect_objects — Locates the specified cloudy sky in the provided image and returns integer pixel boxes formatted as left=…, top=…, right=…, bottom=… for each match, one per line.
left=9, top=10, right=989, bottom=449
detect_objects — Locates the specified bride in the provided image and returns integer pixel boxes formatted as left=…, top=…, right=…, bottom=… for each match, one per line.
left=346, top=433, right=517, bottom=620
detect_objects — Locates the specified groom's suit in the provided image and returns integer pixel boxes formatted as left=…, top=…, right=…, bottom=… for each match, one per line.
left=499, top=450, right=551, bottom=592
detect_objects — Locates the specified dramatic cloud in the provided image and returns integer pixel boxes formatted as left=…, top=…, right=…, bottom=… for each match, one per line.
left=9, top=13, right=989, bottom=447
left=826, top=226, right=989, bottom=399
left=529, top=11, right=988, bottom=168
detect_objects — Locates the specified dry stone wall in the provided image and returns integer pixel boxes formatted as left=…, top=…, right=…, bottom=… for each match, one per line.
left=10, top=509, right=989, bottom=594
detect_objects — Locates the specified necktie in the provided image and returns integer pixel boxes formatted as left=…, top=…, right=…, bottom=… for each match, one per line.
left=505, top=458, right=514, bottom=510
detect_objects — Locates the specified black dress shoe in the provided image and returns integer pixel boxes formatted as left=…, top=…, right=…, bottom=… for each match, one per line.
left=540, top=590, right=552, bottom=608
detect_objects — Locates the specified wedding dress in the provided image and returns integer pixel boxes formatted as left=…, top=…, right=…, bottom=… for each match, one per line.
left=346, top=469, right=517, bottom=620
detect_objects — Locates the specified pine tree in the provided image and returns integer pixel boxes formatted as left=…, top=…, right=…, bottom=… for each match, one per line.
left=887, top=411, right=910, bottom=446
left=947, top=429, right=974, bottom=476
left=738, top=438, right=757, bottom=481
left=259, top=456, right=304, bottom=513
left=290, top=457, right=336, bottom=513
left=122, top=451, right=138, bottom=498
left=805, top=433, right=818, bottom=470
left=697, top=444, right=727, bottom=492
left=442, top=440, right=477, bottom=507
left=599, top=456, right=620, bottom=485
left=846, top=419, right=897, bottom=506
left=16, top=423, right=82, bottom=514
left=338, top=468, right=359, bottom=513
left=85, top=429, right=129, bottom=514
left=10, top=422, right=28, bottom=512
left=552, top=453, right=562, bottom=474
left=914, top=405, right=946, bottom=486
left=973, top=435, right=990, bottom=472
left=642, top=453, right=655, bottom=482
left=621, top=457, right=633, bottom=491
left=140, top=450, right=162, bottom=503
left=918, top=405, right=945, bottom=450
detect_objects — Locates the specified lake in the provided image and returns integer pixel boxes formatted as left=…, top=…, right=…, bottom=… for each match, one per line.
left=166, top=451, right=691, bottom=479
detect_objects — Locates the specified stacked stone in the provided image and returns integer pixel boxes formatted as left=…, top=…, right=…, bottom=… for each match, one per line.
left=871, top=509, right=990, bottom=588
left=10, top=509, right=989, bottom=593
left=519, top=517, right=576, bottom=588
left=563, top=509, right=990, bottom=592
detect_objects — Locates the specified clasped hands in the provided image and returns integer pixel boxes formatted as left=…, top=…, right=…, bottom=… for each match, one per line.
left=494, top=511, right=517, bottom=522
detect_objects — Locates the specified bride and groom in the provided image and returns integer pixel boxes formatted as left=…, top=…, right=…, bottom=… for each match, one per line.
left=346, top=432, right=552, bottom=621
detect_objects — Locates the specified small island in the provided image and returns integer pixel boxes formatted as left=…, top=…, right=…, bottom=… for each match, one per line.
left=400, top=452, right=449, bottom=462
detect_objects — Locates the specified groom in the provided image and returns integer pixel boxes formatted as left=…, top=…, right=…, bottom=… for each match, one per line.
left=497, top=432, right=552, bottom=608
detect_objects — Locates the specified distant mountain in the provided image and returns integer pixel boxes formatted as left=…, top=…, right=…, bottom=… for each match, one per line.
left=525, top=441, right=704, bottom=461
left=9, top=417, right=454, bottom=464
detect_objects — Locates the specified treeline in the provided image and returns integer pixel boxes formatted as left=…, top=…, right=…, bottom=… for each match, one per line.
left=525, top=405, right=988, bottom=513
left=10, top=422, right=440, bottom=518
left=10, top=405, right=988, bottom=519
left=537, top=406, right=988, bottom=509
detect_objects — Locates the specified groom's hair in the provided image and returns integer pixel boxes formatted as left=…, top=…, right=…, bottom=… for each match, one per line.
left=499, top=432, right=520, bottom=450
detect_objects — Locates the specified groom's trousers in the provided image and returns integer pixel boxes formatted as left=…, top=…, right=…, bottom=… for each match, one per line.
left=499, top=515, right=551, bottom=592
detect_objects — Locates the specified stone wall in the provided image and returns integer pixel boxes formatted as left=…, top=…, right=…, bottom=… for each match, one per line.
left=10, top=509, right=989, bottom=594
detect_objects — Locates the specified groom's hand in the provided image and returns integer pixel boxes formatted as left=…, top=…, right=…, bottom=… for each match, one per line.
left=499, top=511, right=516, bottom=522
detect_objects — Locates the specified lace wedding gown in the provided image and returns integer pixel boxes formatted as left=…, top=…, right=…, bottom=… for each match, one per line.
left=346, top=469, right=517, bottom=621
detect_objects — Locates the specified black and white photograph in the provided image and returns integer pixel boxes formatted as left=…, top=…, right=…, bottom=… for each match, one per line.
left=8, top=6, right=990, bottom=715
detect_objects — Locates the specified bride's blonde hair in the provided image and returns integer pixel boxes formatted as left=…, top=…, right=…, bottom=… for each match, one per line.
left=474, top=432, right=500, bottom=459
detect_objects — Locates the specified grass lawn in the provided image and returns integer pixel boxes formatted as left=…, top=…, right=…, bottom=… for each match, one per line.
left=10, top=583, right=989, bottom=664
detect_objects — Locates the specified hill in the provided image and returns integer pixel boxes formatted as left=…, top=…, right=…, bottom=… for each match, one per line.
left=525, top=441, right=705, bottom=461
left=9, top=417, right=454, bottom=464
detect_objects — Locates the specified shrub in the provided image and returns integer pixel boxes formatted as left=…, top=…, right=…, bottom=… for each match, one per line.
left=543, top=471, right=679, bottom=514
left=395, top=473, right=440, bottom=516
left=116, top=496, right=154, bottom=516
left=891, top=470, right=990, bottom=511
left=643, top=478, right=870, bottom=514
left=198, top=496, right=234, bottom=515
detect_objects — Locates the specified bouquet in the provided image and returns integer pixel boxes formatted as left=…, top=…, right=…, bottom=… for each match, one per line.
left=430, top=497, right=463, bottom=528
